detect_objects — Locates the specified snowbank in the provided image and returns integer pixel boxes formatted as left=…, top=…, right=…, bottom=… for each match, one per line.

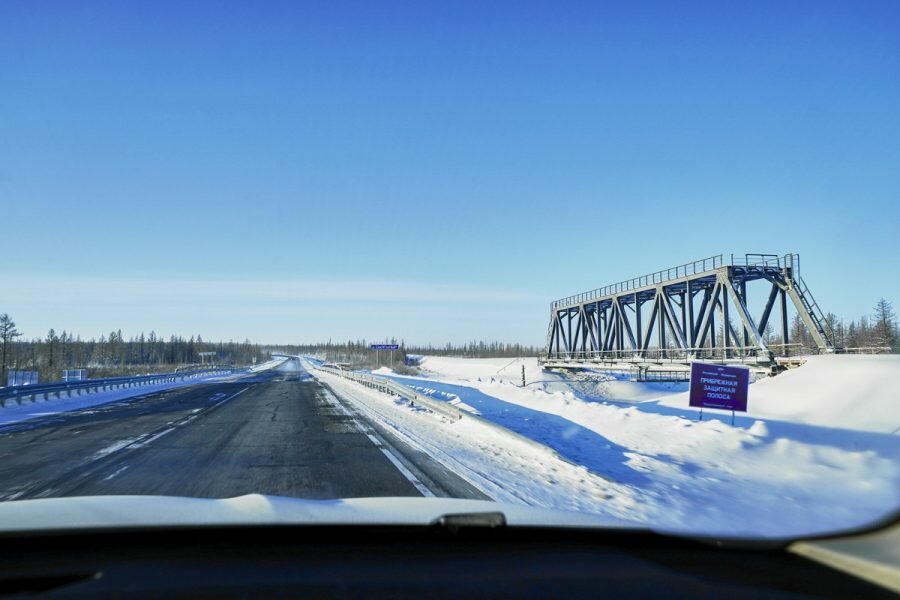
left=381, top=354, right=900, bottom=538
left=416, top=354, right=900, bottom=433
left=416, top=355, right=686, bottom=402
left=661, top=355, right=900, bottom=433
left=418, top=356, right=545, bottom=384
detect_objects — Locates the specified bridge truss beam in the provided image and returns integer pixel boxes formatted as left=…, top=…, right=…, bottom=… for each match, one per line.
left=544, top=254, right=834, bottom=366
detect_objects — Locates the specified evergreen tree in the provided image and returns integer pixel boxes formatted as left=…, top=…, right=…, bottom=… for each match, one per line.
left=872, top=299, right=897, bottom=351
left=46, top=328, right=58, bottom=370
left=0, top=314, right=22, bottom=383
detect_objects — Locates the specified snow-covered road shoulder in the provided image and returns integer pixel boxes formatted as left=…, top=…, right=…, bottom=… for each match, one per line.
left=375, top=355, right=900, bottom=538
left=312, top=369, right=663, bottom=528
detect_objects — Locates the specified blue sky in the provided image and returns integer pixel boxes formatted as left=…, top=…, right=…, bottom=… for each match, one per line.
left=2, top=1, right=898, bottom=345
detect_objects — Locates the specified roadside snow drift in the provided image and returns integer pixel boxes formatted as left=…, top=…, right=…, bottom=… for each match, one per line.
left=660, top=354, right=900, bottom=433
left=334, top=355, right=899, bottom=538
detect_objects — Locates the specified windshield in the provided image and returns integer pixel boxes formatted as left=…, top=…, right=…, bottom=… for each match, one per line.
left=0, top=1, right=898, bottom=541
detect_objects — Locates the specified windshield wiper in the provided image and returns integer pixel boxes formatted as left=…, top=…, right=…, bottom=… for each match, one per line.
left=431, top=512, right=507, bottom=532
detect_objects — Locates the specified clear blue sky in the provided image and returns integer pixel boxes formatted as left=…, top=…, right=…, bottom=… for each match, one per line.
left=2, top=1, right=898, bottom=345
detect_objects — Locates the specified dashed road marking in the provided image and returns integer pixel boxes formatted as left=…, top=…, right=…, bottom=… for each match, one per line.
left=102, top=465, right=129, bottom=481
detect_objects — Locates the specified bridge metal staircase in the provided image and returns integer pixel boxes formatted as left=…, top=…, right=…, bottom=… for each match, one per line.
left=789, top=276, right=835, bottom=352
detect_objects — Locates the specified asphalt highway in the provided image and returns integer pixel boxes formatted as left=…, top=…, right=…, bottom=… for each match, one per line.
left=0, top=370, right=486, bottom=502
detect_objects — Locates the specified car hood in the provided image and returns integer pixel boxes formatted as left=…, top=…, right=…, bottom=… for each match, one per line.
left=0, top=494, right=643, bottom=532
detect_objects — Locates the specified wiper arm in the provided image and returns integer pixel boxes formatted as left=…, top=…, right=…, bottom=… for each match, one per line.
left=430, top=512, right=507, bottom=532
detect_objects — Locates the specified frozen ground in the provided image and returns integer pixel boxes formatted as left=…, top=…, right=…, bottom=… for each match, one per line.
left=336, top=355, right=900, bottom=538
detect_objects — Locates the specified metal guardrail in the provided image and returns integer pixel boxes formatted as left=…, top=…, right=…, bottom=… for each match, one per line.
left=839, top=347, right=894, bottom=355
left=316, top=366, right=462, bottom=421
left=174, top=363, right=237, bottom=374
left=311, top=364, right=586, bottom=465
left=540, top=346, right=772, bottom=365
left=0, top=368, right=235, bottom=408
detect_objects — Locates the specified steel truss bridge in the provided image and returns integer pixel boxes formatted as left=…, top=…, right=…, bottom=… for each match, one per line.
left=542, top=253, right=834, bottom=370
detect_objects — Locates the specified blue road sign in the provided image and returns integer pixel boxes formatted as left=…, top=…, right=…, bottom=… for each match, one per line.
left=61, top=369, right=87, bottom=382
left=370, top=344, right=399, bottom=351
left=689, top=363, right=750, bottom=412
left=7, top=371, right=39, bottom=387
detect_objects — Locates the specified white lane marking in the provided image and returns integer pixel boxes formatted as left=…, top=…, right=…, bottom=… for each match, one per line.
left=378, top=448, right=435, bottom=498
left=132, top=427, right=176, bottom=447
left=321, top=388, right=435, bottom=498
left=102, top=465, right=129, bottom=481
left=214, top=387, right=249, bottom=408
left=87, top=387, right=251, bottom=463
left=93, top=437, right=142, bottom=460
left=321, top=390, right=355, bottom=418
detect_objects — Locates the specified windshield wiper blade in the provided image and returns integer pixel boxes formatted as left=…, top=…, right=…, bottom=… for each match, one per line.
left=430, top=512, right=506, bottom=532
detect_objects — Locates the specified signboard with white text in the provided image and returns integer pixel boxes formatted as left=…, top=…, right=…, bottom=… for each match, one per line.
left=689, top=363, right=749, bottom=412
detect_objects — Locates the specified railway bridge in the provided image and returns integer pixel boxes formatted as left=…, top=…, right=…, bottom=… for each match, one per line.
left=541, top=253, right=834, bottom=372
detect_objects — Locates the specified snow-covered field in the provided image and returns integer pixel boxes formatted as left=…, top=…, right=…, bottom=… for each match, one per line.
left=331, top=355, right=900, bottom=538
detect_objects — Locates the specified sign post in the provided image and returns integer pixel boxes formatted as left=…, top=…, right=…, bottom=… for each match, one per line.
left=61, top=369, right=87, bottom=382
left=689, top=362, right=750, bottom=425
left=370, top=344, right=399, bottom=369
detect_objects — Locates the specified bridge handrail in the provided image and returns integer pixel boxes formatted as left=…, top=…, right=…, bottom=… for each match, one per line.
left=0, top=368, right=235, bottom=403
left=551, top=254, right=723, bottom=308
left=540, top=346, right=770, bottom=363
left=551, top=253, right=800, bottom=308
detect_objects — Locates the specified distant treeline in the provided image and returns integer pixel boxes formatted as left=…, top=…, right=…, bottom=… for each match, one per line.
left=1, top=298, right=895, bottom=383
left=0, top=317, right=270, bottom=383
left=756, top=299, right=897, bottom=353
left=285, top=340, right=542, bottom=373
left=293, top=339, right=541, bottom=362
